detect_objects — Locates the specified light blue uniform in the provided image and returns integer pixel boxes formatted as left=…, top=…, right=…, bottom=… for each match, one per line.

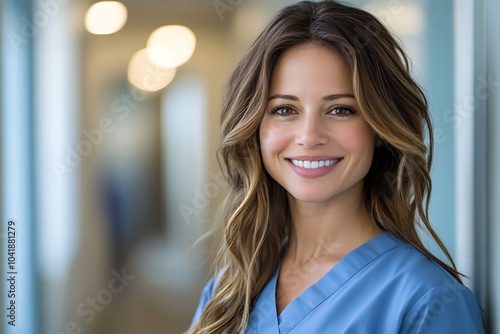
left=191, top=232, right=485, bottom=333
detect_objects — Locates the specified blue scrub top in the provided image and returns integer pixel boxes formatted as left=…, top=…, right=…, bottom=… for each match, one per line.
left=190, top=232, right=485, bottom=333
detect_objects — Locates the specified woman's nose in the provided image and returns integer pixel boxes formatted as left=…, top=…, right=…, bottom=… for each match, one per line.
left=294, top=113, right=328, bottom=148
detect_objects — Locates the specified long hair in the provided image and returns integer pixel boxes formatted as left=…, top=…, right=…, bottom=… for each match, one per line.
left=187, top=1, right=461, bottom=333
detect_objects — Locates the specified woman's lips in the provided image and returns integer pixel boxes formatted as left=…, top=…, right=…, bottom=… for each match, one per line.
left=286, top=157, right=344, bottom=178
left=290, top=158, right=343, bottom=169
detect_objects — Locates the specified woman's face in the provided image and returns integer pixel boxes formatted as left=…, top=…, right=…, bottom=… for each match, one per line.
left=259, top=43, right=375, bottom=205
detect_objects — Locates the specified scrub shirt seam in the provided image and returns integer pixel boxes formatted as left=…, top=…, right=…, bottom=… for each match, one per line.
left=400, top=284, right=480, bottom=334
left=281, top=242, right=404, bottom=333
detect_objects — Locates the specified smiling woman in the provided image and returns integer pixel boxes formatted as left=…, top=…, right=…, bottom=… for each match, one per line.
left=185, top=1, right=485, bottom=333
left=260, top=44, right=375, bottom=207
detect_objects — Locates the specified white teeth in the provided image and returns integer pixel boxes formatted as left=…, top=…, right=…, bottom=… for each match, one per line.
left=291, top=159, right=340, bottom=169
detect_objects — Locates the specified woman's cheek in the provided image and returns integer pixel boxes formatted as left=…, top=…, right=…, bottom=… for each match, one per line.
left=338, top=123, right=375, bottom=152
left=260, top=123, right=287, bottom=154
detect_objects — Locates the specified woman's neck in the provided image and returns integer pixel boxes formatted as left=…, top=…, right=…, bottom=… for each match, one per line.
left=285, top=191, right=381, bottom=265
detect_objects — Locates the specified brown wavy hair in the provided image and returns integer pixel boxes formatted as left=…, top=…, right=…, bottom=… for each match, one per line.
left=186, top=1, right=461, bottom=333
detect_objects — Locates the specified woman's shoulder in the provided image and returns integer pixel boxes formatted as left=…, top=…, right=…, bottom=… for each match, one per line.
left=189, top=269, right=225, bottom=329
left=358, top=232, right=474, bottom=305
left=350, top=232, right=471, bottom=303
left=375, top=232, right=461, bottom=285
left=369, top=233, right=484, bottom=333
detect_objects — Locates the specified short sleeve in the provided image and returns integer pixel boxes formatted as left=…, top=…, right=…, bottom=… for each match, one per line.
left=189, top=277, right=217, bottom=329
left=400, top=282, right=485, bottom=334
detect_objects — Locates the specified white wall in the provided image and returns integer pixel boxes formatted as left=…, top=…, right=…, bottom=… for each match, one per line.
left=455, top=0, right=500, bottom=331
left=487, top=0, right=500, bottom=331
left=1, top=1, right=38, bottom=333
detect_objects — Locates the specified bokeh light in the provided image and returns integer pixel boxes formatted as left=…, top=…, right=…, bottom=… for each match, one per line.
left=127, top=48, right=177, bottom=92
left=85, top=1, right=128, bottom=35
left=146, top=25, right=196, bottom=69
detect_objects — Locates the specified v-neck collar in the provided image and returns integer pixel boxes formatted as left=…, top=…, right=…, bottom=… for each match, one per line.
left=249, top=232, right=401, bottom=334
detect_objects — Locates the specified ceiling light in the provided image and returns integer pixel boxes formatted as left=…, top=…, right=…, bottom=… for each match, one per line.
left=146, top=25, right=196, bottom=69
left=85, top=1, right=127, bottom=35
left=127, top=48, right=176, bottom=92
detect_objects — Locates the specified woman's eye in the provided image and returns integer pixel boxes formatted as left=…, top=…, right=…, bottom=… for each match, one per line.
left=270, top=105, right=295, bottom=117
left=329, top=105, right=356, bottom=117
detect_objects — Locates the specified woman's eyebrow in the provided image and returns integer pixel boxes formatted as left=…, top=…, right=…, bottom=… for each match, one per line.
left=267, top=94, right=299, bottom=101
left=322, top=94, right=355, bottom=101
left=267, top=93, right=355, bottom=101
